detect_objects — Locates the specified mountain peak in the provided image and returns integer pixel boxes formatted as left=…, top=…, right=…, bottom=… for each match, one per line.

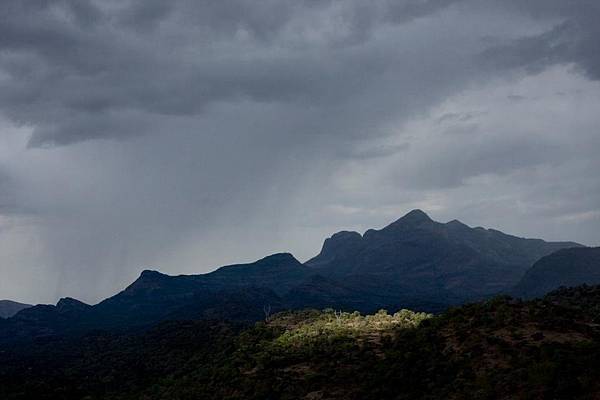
left=403, top=209, right=431, bottom=220
left=385, top=209, right=433, bottom=229
left=252, top=252, right=304, bottom=270
left=121, top=269, right=171, bottom=294
left=134, top=269, right=171, bottom=284
left=56, top=297, right=90, bottom=312
left=213, top=253, right=303, bottom=276
left=257, top=252, right=300, bottom=265
left=446, top=219, right=468, bottom=229
left=305, top=231, right=363, bottom=267
left=139, top=269, right=165, bottom=278
left=330, top=230, right=362, bottom=241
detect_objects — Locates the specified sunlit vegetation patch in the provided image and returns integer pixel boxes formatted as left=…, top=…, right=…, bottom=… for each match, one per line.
left=226, top=308, right=436, bottom=399
left=270, top=308, right=431, bottom=348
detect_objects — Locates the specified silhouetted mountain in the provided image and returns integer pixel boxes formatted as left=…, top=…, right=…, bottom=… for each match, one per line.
left=203, top=253, right=310, bottom=295
left=2, top=298, right=91, bottom=343
left=0, top=254, right=307, bottom=343
left=0, top=211, right=586, bottom=344
left=56, top=297, right=91, bottom=313
left=0, top=300, right=31, bottom=319
left=88, top=253, right=309, bottom=329
left=307, top=209, right=581, bottom=303
left=513, top=247, right=600, bottom=299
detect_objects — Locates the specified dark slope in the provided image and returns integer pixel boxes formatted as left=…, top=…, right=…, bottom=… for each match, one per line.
left=203, top=252, right=311, bottom=295
left=281, top=274, right=370, bottom=311
left=0, top=300, right=31, bottom=318
left=514, top=247, right=600, bottom=299
left=90, top=253, right=311, bottom=327
left=307, top=209, right=581, bottom=301
left=3, top=285, right=600, bottom=399
left=2, top=298, right=91, bottom=342
left=110, top=252, right=309, bottom=300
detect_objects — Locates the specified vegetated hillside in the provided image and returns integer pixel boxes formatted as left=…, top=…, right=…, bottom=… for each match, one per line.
left=2, top=285, right=600, bottom=399
left=514, top=247, right=600, bottom=299
left=307, top=209, right=581, bottom=302
left=0, top=300, right=31, bottom=318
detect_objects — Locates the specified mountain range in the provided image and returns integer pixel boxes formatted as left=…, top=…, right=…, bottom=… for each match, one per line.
left=306, top=209, right=580, bottom=301
left=0, top=210, right=595, bottom=344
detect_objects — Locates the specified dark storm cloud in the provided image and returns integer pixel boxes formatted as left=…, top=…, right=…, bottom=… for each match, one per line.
left=1, top=0, right=598, bottom=147
left=481, top=1, right=600, bottom=80
left=0, top=0, right=463, bottom=147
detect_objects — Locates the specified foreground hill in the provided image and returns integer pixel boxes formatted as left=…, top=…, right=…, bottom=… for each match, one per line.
left=514, top=247, right=600, bottom=299
left=0, top=300, right=31, bottom=318
left=2, top=285, right=600, bottom=399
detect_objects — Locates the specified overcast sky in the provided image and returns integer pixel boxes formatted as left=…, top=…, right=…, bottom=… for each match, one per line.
left=0, top=0, right=599, bottom=305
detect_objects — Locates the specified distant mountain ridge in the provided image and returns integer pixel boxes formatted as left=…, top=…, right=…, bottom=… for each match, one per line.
left=0, top=210, right=587, bottom=344
left=513, top=247, right=600, bottom=299
left=0, top=300, right=31, bottom=319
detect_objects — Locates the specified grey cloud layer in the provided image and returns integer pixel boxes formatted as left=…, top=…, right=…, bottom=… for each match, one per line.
left=0, top=0, right=462, bottom=147
left=1, top=0, right=598, bottom=147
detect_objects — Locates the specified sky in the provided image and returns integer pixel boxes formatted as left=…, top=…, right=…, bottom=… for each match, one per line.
left=0, top=0, right=599, bottom=305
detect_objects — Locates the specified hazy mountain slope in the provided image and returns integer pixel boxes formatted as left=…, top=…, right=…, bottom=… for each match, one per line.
left=0, top=300, right=31, bottom=318
left=307, top=209, right=581, bottom=301
left=513, top=247, right=600, bottom=299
